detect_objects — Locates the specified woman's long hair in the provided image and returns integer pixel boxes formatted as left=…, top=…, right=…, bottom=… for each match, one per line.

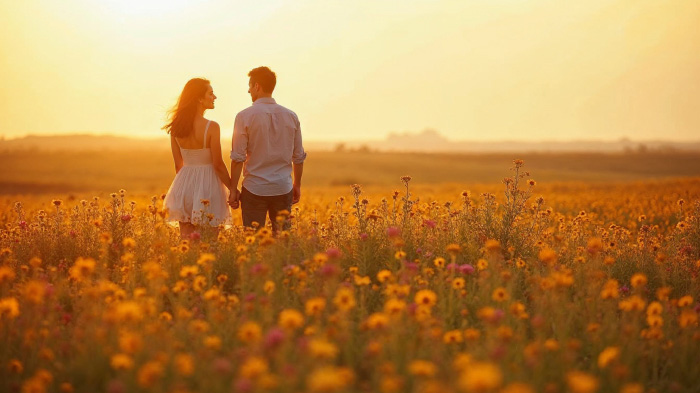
left=163, top=78, right=210, bottom=138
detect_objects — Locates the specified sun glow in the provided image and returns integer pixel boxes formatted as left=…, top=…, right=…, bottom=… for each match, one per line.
left=100, top=0, right=193, bottom=18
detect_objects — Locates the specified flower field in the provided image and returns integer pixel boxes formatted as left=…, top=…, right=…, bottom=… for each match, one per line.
left=1, top=161, right=699, bottom=393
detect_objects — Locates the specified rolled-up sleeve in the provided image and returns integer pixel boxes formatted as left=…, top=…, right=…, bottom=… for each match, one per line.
left=230, top=113, right=248, bottom=162
left=291, top=115, right=307, bottom=164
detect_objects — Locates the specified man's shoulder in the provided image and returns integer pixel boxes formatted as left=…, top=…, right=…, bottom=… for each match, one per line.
left=273, top=103, right=299, bottom=120
left=236, top=105, right=256, bottom=118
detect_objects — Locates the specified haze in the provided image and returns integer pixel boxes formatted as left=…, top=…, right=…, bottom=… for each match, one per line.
left=1, top=0, right=699, bottom=142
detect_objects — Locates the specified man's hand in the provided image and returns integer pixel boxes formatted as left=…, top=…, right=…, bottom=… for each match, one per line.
left=292, top=184, right=301, bottom=204
left=228, top=189, right=241, bottom=209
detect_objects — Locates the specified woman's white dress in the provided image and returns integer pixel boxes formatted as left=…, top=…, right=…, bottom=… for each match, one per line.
left=163, top=120, right=231, bottom=226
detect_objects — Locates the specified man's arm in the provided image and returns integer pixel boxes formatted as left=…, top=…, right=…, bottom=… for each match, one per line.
left=292, top=163, right=303, bottom=204
left=229, top=113, right=248, bottom=208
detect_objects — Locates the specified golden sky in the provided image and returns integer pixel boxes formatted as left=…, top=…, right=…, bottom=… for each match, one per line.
left=1, top=0, right=699, bottom=141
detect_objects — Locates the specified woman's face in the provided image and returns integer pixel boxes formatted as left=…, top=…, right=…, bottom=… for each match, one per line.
left=200, top=84, right=216, bottom=110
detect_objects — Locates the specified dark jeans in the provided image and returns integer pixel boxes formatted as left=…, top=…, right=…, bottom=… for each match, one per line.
left=240, top=187, right=293, bottom=231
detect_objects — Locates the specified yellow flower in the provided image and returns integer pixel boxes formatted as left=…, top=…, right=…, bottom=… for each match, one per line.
left=443, top=330, right=463, bottom=344
left=239, top=356, right=268, bottom=379
left=597, top=346, right=620, bottom=368
left=204, top=335, right=222, bottom=350
left=408, top=360, right=437, bottom=377
left=0, top=266, right=16, bottom=284
left=538, top=248, right=557, bottom=265
left=433, top=257, right=446, bottom=268
left=192, top=275, right=207, bottom=292
left=414, top=290, right=437, bottom=308
left=646, top=301, right=663, bottom=316
left=618, top=295, right=646, bottom=312
left=566, top=371, right=598, bottom=393
left=678, top=295, right=694, bottom=307
left=69, top=257, right=96, bottom=282
left=679, top=309, right=698, bottom=328
left=395, top=251, right=406, bottom=260
left=110, top=354, right=134, bottom=370
left=263, top=280, right=276, bottom=294
left=238, top=321, right=262, bottom=343
left=116, top=301, right=143, bottom=323
left=305, top=297, right=326, bottom=316
left=308, top=338, right=339, bottom=360
left=656, top=286, right=671, bottom=301
left=307, top=366, right=350, bottom=393
left=354, top=275, right=371, bottom=286
left=377, top=269, right=393, bottom=283
left=476, top=259, right=489, bottom=270
left=384, top=298, right=406, bottom=316
left=600, top=279, right=619, bottom=300
left=452, top=278, right=466, bottom=290
left=23, top=280, right=46, bottom=304
left=174, top=353, right=194, bottom=376
left=333, top=287, right=356, bottom=312
left=279, top=309, right=305, bottom=331
left=630, top=273, right=647, bottom=288
left=484, top=239, right=500, bottom=253
left=491, top=287, right=509, bottom=302
left=179, top=265, right=199, bottom=278
left=458, top=362, right=503, bottom=392
left=122, top=237, right=136, bottom=249
left=196, top=253, right=216, bottom=269
left=119, top=331, right=143, bottom=353
left=446, top=243, right=462, bottom=256
left=137, top=361, right=164, bottom=388
left=365, top=313, right=390, bottom=330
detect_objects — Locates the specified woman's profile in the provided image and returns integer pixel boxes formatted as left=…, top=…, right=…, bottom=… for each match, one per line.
left=162, top=78, right=231, bottom=238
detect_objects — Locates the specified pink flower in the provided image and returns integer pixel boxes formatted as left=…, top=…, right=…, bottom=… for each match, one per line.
left=386, top=227, right=401, bottom=238
left=325, top=247, right=342, bottom=259
left=265, top=328, right=285, bottom=350
left=189, top=232, right=201, bottom=240
left=423, top=219, right=436, bottom=228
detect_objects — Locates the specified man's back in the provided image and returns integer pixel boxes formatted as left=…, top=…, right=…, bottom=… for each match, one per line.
left=231, top=97, right=306, bottom=196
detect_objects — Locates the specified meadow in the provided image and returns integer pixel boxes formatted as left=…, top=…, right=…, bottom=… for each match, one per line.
left=1, top=154, right=699, bottom=393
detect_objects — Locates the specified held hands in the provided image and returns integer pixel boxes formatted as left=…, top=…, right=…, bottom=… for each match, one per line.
left=228, top=189, right=241, bottom=209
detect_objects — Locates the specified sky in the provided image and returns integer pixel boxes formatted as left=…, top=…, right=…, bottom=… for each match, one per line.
left=1, top=0, right=699, bottom=142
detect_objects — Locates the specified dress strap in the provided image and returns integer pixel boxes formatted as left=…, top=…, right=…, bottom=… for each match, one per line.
left=203, top=120, right=211, bottom=149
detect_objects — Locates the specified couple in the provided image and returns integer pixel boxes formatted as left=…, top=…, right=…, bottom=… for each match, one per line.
left=162, top=66, right=306, bottom=238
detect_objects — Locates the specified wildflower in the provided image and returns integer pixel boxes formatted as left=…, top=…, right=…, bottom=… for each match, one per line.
left=115, top=302, right=144, bottom=324
left=119, top=331, right=143, bottom=353
left=377, top=269, right=393, bottom=283
left=463, top=328, right=481, bottom=341
left=196, top=253, right=216, bottom=269
left=308, top=338, right=339, bottom=359
left=69, top=257, right=96, bottom=282
left=174, top=353, right=194, bottom=376
left=619, top=295, right=646, bottom=312
left=179, top=265, right=199, bottom=278
left=354, top=275, right=371, bottom=286
left=204, top=335, right=222, bottom=350
left=365, top=312, right=390, bottom=330
left=600, top=280, right=619, bottom=299
left=679, top=309, right=698, bottom=328
left=333, top=287, right=356, bottom=312
left=307, top=366, right=349, bottom=393
left=566, top=371, right=599, bottom=393
left=586, top=237, right=603, bottom=254
left=458, top=362, right=502, bottom=392
left=192, top=275, right=206, bottom=292
left=394, top=251, right=406, bottom=260
left=0, top=297, right=20, bottom=319
left=23, top=280, right=46, bottom=304
left=597, top=347, right=620, bottom=368
left=538, top=248, right=557, bottom=265
left=443, top=330, right=463, bottom=344
left=110, top=354, right=134, bottom=370
left=647, top=302, right=663, bottom=316
left=137, top=361, right=164, bottom=388
left=484, top=239, right=500, bottom=253
left=415, top=289, right=437, bottom=308
left=630, top=273, right=647, bottom=288
left=544, top=339, right=559, bottom=351
left=8, top=359, right=23, bottom=374
left=678, top=295, right=694, bottom=307
left=492, top=287, right=509, bottom=302
left=452, top=278, right=466, bottom=290
left=446, top=243, right=462, bottom=256
left=239, top=356, right=268, bottom=379
left=476, top=259, right=488, bottom=270
left=263, top=280, right=276, bottom=294
left=0, top=266, right=15, bottom=284
left=408, top=360, right=437, bottom=377
left=279, top=309, right=305, bottom=331
left=433, top=257, right=446, bottom=268
left=238, top=321, right=263, bottom=343
left=384, top=298, right=406, bottom=316
left=305, top=297, right=326, bottom=316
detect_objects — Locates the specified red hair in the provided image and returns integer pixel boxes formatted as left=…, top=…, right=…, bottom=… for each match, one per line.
left=163, top=78, right=210, bottom=138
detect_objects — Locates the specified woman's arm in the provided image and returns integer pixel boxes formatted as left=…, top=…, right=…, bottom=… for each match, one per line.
left=170, top=135, right=184, bottom=173
left=208, top=122, right=232, bottom=190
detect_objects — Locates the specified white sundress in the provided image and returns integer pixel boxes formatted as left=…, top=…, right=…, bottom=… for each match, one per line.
left=163, top=120, right=231, bottom=226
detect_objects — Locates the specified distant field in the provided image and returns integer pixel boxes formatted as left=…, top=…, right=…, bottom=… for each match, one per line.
left=2, top=150, right=700, bottom=195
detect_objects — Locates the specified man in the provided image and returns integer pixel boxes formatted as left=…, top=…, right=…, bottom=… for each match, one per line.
left=228, top=66, right=306, bottom=231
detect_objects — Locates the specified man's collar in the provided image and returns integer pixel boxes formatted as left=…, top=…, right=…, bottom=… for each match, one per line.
left=253, top=97, right=276, bottom=105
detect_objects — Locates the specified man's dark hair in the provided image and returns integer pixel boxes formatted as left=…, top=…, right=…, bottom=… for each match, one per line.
left=248, top=66, right=276, bottom=93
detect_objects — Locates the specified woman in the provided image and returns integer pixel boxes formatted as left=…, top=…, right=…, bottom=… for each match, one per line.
left=162, top=78, right=231, bottom=238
